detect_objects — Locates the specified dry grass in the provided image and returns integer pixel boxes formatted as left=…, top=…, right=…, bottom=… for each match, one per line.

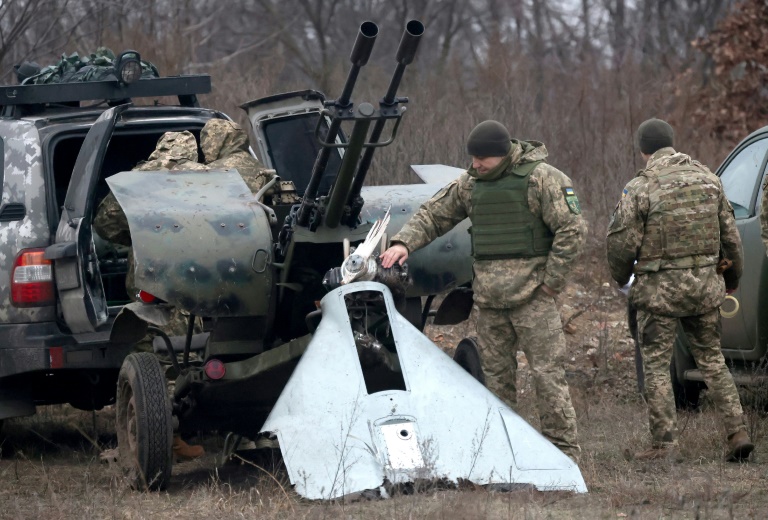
left=2, top=289, right=767, bottom=519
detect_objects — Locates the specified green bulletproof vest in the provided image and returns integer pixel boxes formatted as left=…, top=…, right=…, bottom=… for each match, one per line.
left=469, top=161, right=554, bottom=260
left=635, top=164, right=720, bottom=271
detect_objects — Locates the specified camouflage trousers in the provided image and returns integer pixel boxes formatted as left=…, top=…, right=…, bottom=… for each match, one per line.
left=637, top=309, right=746, bottom=447
left=476, top=289, right=580, bottom=460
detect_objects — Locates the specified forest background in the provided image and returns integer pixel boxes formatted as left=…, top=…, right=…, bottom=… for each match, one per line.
left=1, top=0, right=767, bottom=268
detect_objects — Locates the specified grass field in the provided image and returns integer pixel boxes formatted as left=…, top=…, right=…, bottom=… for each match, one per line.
left=1, top=286, right=766, bottom=519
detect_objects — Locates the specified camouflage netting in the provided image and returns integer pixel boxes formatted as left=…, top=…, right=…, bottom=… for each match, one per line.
left=19, top=47, right=159, bottom=85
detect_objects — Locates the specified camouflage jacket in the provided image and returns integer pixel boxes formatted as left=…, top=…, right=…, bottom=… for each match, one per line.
left=200, top=119, right=273, bottom=194
left=606, top=147, right=743, bottom=316
left=93, top=131, right=205, bottom=296
left=391, top=140, right=587, bottom=308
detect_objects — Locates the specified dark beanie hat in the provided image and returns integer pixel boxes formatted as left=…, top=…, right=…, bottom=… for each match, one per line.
left=467, top=120, right=511, bottom=157
left=637, top=118, right=674, bottom=154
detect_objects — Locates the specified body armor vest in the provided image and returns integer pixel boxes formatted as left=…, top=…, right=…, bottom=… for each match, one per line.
left=635, top=164, right=720, bottom=272
left=469, top=161, right=554, bottom=260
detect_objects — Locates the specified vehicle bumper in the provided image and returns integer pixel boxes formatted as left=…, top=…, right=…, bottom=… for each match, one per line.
left=0, top=321, right=131, bottom=379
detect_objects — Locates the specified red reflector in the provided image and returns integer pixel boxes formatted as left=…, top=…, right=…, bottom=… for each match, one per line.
left=12, top=248, right=55, bottom=307
left=12, top=282, right=55, bottom=306
left=138, top=290, right=156, bottom=303
left=204, top=359, right=226, bottom=380
left=49, top=346, right=64, bottom=369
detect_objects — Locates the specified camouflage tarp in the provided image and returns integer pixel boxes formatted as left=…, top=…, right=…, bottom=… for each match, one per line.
left=22, top=47, right=159, bottom=85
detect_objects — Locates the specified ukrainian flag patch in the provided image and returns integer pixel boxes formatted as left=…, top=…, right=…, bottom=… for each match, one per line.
left=562, top=187, right=581, bottom=214
left=622, top=188, right=628, bottom=198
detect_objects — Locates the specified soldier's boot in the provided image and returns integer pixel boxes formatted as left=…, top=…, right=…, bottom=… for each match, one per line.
left=632, top=446, right=683, bottom=463
left=173, top=435, right=205, bottom=462
left=725, top=431, right=754, bottom=462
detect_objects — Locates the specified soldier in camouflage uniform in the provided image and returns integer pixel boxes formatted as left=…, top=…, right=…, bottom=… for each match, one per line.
left=606, top=118, right=753, bottom=462
left=199, top=119, right=274, bottom=193
left=381, top=120, right=586, bottom=462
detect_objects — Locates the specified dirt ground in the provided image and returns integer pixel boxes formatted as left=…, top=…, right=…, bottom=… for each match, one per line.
left=1, top=279, right=767, bottom=519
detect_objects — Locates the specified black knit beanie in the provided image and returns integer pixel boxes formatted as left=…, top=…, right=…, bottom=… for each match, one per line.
left=467, top=120, right=511, bottom=157
left=637, top=118, right=674, bottom=154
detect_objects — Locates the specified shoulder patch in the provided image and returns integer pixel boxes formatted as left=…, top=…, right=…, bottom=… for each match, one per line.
left=562, top=187, right=581, bottom=215
left=622, top=188, right=628, bottom=198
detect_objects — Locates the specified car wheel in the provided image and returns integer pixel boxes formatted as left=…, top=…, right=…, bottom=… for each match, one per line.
left=453, top=337, right=485, bottom=384
left=670, top=353, right=701, bottom=410
left=116, top=352, right=173, bottom=491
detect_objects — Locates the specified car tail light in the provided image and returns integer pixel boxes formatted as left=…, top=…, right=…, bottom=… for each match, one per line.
left=204, top=359, right=226, bottom=380
left=138, top=290, right=156, bottom=303
left=11, top=248, right=55, bottom=307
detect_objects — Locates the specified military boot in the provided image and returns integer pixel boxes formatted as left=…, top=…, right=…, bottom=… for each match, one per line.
left=632, top=446, right=683, bottom=463
left=173, top=435, right=205, bottom=462
left=725, top=431, right=754, bottom=462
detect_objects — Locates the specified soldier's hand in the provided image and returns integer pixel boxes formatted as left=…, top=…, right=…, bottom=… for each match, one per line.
left=380, top=244, right=409, bottom=268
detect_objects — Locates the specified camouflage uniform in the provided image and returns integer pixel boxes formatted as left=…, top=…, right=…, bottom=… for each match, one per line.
left=392, top=140, right=586, bottom=460
left=606, top=147, right=747, bottom=448
left=200, top=119, right=273, bottom=193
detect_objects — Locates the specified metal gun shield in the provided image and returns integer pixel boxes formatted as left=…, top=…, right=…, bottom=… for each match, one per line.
left=107, top=169, right=273, bottom=317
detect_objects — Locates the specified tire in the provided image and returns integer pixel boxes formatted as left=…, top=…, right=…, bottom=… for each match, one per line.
left=670, top=352, right=701, bottom=410
left=453, top=337, right=485, bottom=384
left=116, top=352, right=173, bottom=491
left=403, top=297, right=424, bottom=331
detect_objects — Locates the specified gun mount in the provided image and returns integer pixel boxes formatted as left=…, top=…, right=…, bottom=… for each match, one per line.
left=63, top=20, right=587, bottom=498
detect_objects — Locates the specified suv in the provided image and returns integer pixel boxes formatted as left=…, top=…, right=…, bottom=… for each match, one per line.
left=0, top=71, right=225, bottom=424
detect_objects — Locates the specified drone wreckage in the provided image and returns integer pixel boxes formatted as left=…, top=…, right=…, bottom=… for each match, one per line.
left=102, top=21, right=588, bottom=498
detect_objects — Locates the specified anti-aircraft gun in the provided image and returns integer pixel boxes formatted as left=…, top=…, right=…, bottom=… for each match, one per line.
left=98, top=21, right=586, bottom=498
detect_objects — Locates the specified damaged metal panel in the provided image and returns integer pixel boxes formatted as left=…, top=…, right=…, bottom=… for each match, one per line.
left=107, top=170, right=274, bottom=317
left=261, top=281, right=587, bottom=500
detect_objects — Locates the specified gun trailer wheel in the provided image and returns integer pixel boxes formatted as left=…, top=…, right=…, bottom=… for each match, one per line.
left=116, top=352, right=173, bottom=490
left=453, top=337, right=485, bottom=384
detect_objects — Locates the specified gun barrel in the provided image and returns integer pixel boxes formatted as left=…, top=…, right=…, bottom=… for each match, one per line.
left=345, top=20, right=424, bottom=218
left=396, top=20, right=424, bottom=66
left=339, top=21, right=379, bottom=106
left=297, top=22, right=379, bottom=227
left=385, top=20, right=424, bottom=103
left=350, top=21, right=379, bottom=67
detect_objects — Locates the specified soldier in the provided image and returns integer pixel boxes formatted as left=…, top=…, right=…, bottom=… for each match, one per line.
left=199, top=119, right=274, bottom=194
left=606, top=118, right=753, bottom=462
left=381, top=120, right=586, bottom=462
left=93, top=130, right=206, bottom=462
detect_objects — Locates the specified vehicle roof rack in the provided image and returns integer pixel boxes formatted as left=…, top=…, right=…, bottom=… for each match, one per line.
left=0, top=75, right=211, bottom=118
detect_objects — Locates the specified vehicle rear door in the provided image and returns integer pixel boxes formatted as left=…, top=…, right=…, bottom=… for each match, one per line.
left=45, top=104, right=128, bottom=333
